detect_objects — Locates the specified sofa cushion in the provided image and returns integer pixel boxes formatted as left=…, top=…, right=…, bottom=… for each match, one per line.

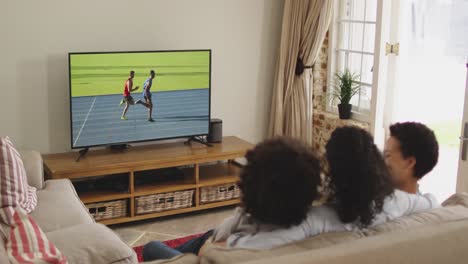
left=363, top=192, right=468, bottom=235
left=241, top=219, right=468, bottom=264
left=46, top=223, right=137, bottom=264
left=0, top=136, right=37, bottom=213
left=0, top=207, right=67, bottom=264
left=30, top=179, right=94, bottom=233
left=19, top=150, right=45, bottom=190
left=201, top=231, right=362, bottom=264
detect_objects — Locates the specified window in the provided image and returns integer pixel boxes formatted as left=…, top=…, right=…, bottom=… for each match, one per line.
left=328, top=0, right=378, bottom=120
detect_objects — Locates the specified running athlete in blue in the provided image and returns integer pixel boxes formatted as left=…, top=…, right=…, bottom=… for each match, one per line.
left=142, top=70, right=156, bottom=122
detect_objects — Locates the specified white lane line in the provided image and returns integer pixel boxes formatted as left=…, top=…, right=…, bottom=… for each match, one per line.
left=73, top=96, right=97, bottom=146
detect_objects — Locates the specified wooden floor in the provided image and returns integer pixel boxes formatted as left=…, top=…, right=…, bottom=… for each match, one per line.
left=111, top=206, right=235, bottom=247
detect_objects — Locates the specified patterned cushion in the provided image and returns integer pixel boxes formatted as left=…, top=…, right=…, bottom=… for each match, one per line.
left=0, top=207, right=67, bottom=264
left=0, top=137, right=37, bottom=212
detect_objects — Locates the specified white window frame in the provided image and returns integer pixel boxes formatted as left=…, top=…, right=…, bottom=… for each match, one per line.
left=326, top=0, right=380, bottom=123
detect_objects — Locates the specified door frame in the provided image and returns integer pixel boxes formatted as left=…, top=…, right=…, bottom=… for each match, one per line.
left=369, top=0, right=392, bottom=148
left=456, top=62, right=468, bottom=193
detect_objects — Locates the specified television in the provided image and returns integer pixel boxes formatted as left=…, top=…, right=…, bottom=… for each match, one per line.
left=69, top=50, right=211, bottom=149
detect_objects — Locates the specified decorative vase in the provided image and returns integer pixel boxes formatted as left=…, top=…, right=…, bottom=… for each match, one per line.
left=338, top=103, right=352, bottom=119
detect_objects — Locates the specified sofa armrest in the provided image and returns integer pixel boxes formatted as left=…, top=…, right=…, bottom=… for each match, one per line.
left=20, top=150, right=45, bottom=190
left=46, top=223, right=137, bottom=264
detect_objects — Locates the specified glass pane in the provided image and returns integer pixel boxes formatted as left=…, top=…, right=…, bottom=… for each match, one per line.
left=350, top=92, right=359, bottom=108
left=337, top=21, right=349, bottom=49
left=340, top=0, right=365, bottom=20
left=331, top=51, right=346, bottom=98
left=363, top=24, right=376, bottom=53
left=335, top=50, right=347, bottom=73
left=390, top=0, right=468, bottom=202
left=365, top=0, right=378, bottom=22
left=349, top=0, right=366, bottom=20
left=359, top=86, right=372, bottom=110
left=345, top=52, right=362, bottom=77
left=360, top=54, right=374, bottom=84
left=339, top=22, right=365, bottom=51
left=335, top=53, right=373, bottom=85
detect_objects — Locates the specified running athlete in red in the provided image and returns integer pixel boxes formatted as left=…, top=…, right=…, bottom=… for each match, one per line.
left=120, top=70, right=149, bottom=120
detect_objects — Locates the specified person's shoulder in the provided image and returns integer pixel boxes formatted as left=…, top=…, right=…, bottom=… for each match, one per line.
left=420, top=192, right=440, bottom=207
left=390, top=189, right=440, bottom=208
left=392, top=189, right=406, bottom=199
left=304, top=205, right=347, bottom=233
left=383, top=190, right=409, bottom=207
left=306, top=205, right=340, bottom=221
left=390, top=189, right=422, bottom=202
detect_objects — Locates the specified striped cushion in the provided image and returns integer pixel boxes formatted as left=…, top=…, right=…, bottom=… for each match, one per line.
left=0, top=207, right=67, bottom=264
left=0, top=137, right=37, bottom=213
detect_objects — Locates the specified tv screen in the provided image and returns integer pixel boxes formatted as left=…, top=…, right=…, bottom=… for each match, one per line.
left=69, top=50, right=211, bottom=149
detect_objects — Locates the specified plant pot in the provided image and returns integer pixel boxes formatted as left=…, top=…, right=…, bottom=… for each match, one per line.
left=338, top=103, right=352, bottom=119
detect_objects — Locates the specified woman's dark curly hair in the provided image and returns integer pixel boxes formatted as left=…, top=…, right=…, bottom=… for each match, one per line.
left=238, top=137, right=321, bottom=227
left=325, top=126, right=394, bottom=227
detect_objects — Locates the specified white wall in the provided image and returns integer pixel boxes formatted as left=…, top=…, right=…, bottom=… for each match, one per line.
left=0, top=0, right=284, bottom=153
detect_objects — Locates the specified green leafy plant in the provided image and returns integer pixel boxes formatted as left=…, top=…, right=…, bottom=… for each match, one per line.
left=330, top=68, right=361, bottom=105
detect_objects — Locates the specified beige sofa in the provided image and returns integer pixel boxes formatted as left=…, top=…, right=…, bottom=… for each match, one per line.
left=84, top=196, right=468, bottom=264
left=0, top=151, right=138, bottom=264
left=239, top=219, right=468, bottom=264
left=157, top=194, right=468, bottom=264
left=3, top=151, right=468, bottom=264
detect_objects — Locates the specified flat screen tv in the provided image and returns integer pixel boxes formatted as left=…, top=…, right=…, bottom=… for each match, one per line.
left=69, top=50, right=211, bottom=149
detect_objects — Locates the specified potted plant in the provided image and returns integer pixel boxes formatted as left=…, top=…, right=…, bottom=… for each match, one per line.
left=330, top=68, right=361, bottom=119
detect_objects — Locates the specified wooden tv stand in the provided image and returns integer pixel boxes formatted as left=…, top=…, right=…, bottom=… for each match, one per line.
left=42, top=136, right=253, bottom=225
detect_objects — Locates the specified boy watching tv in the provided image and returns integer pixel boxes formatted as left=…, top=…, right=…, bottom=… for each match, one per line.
left=384, top=122, right=439, bottom=195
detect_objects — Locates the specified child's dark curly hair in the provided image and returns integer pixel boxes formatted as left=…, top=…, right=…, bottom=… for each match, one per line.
left=326, top=126, right=394, bottom=227
left=238, top=137, right=321, bottom=227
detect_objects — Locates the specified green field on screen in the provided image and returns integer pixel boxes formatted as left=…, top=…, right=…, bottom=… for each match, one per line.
left=70, top=51, right=210, bottom=97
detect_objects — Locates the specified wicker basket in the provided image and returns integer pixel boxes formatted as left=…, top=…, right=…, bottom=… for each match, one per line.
left=200, top=183, right=240, bottom=204
left=135, top=190, right=194, bottom=215
left=86, top=199, right=127, bottom=221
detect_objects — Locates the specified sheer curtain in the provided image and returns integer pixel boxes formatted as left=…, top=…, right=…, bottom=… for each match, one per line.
left=268, top=0, right=333, bottom=144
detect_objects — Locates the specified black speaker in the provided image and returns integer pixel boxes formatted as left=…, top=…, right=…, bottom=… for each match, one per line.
left=208, top=118, right=223, bottom=143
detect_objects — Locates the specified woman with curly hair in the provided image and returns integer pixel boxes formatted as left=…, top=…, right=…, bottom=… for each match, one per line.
left=229, top=126, right=438, bottom=249
left=142, top=137, right=322, bottom=261
left=325, top=126, right=438, bottom=227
